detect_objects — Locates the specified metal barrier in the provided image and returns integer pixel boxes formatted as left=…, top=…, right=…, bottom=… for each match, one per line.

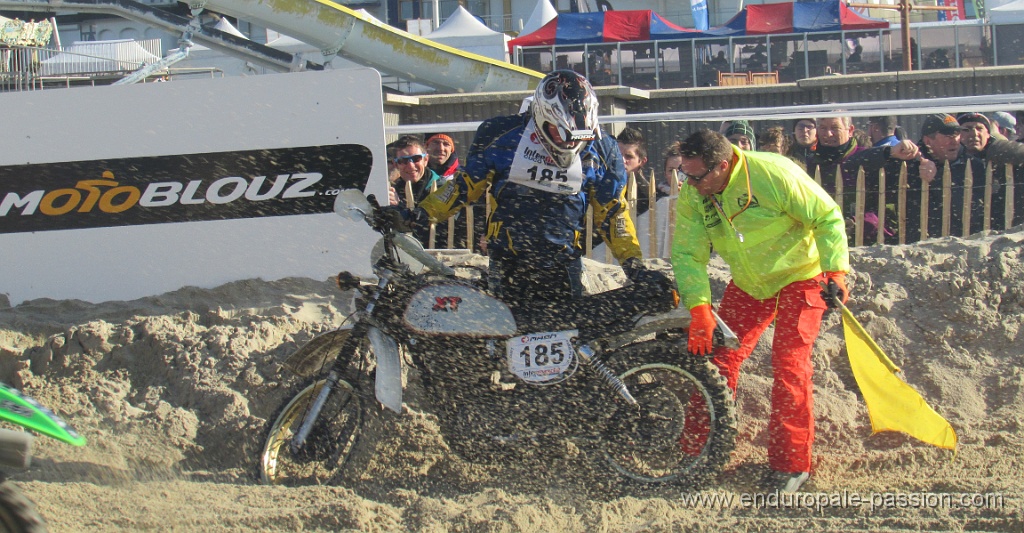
left=0, top=39, right=164, bottom=91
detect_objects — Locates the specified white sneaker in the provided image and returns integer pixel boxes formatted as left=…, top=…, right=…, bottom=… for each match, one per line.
left=775, top=471, right=810, bottom=493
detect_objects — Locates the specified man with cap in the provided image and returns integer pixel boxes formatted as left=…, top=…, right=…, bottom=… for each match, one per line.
left=425, top=133, right=460, bottom=178
left=913, top=114, right=989, bottom=239
left=786, top=118, right=817, bottom=170
left=991, top=112, right=1016, bottom=141
left=957, top=112, right=1024, bottom=228
left=724, top=120, right=756, bottom=151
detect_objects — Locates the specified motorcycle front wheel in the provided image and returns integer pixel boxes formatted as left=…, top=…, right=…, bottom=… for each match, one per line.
left=258, top=377, right=364, bottom=486
left=0, top=478, right=46, bottom=533
left=600, top=339, right=737, bottom=489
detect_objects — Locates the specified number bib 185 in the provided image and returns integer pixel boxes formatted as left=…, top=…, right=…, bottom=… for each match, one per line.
left=506, top=329, right=578, bottom=384
left=507, top=122, right=584, bottom=195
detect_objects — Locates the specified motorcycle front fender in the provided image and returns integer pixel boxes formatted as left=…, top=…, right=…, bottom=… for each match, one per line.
left=368, top=326, right=403, bottom=414
left=282, top=325, right=353, bottom=378
left=600, top=307, right=741, bottom=352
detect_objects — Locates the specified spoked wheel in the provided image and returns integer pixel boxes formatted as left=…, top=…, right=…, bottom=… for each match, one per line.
left=259, top=377, right=363, bottom=486
left=601, top=340, right=736, bottom=488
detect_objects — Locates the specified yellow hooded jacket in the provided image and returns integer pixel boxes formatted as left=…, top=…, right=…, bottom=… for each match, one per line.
left=672, top=146, right=850, bottom=309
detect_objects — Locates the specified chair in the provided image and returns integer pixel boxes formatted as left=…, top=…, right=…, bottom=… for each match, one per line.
left=717, top=72, right=750, bottom=86
left=749, top=72, right=779, bottom=85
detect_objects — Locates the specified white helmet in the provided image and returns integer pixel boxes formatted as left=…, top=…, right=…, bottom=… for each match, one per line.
left=530, top=70, right=600, bottom=168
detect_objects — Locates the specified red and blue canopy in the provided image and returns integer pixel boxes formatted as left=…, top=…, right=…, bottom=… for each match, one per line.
left=508, top=10, right=701, bottom=50
left=508, top=1, right=888, bottom=50
left=712, top=1, right=890, bottom=36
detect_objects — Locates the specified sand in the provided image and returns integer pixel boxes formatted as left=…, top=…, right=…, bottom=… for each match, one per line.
left=1, top=229, right=1022, bottom=532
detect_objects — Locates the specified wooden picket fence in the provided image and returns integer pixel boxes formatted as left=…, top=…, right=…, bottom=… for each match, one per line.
left=811, top=160, right=1017, bottom=247
left=402, top=160, right=1017, bottom=261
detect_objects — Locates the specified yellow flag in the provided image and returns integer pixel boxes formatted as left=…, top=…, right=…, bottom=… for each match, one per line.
left=841, top=305, right=957, bottom=451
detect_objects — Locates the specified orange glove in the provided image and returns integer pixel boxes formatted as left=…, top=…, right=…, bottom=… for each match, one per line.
left=687, top=304, right=716, bottom=356
left=821, top=271, right=849, bottom=308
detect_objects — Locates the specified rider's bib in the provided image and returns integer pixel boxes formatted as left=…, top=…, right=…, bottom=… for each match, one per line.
left=506, top=329, right=578, bottom=384
left=507, top=122, right=585, bottom=195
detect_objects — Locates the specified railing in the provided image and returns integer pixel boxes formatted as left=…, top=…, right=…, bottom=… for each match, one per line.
left=406, top=159, right=1019, bottom=263
left=0, top=39, right=165, bottom=91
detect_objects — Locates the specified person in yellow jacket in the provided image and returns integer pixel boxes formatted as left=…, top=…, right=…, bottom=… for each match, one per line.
left=671, top=129, right=850, bottom=493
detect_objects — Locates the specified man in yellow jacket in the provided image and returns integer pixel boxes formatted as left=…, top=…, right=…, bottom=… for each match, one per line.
left=671, top=129, right=850, bottom=493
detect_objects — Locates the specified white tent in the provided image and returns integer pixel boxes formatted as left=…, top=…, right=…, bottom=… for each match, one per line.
left=990, top=0, right=1024, bottom=24
left=426, top=6, right=511, bottom=62
left=520, top=0, right=558, bottom=36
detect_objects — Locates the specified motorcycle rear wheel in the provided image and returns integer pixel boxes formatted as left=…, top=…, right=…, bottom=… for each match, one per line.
left=258, top=376, right=364, bottom=486
left=601, top=339, right=737, bottom=489
left=0, top=479, right=46, bottom=533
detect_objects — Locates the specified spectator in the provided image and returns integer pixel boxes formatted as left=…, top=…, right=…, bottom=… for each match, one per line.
left=848, top=45, right=863, bottom=63
left=758, top=126, right=790, bottom=155
left=672, top=129, right=849, bottom=493
left=957, top=112, right=1024, bottom=228
left=424, top=133, right=459, bottom=178
left=658, top=140, right=684, bottom=197
left=786, top=118, right=817, bottom=170
left=710, top=51, right=730, bottom=71
left=389, top=135, right=443, bottom=207
left=388, top=135, right=444, bottom=246
left=747, top=44, right=768, bottom=72
left=925, top=48, right=951, bottom=70
left=807, top=116, right=889, bottom=241
left=617, top=127, right=654, bottom=214
left=616, top=127, right=649, bottom=177
left=1016, top=110, right=1024, bottom=143
left=724, top=120, right=756, bottom=151
left=909, top=113, right=987, bottom=239
left=957, top=112, right=994, bottom=157
left=991, top=112, right=1017, bottom=141
left=867, top=116, right=901, bottom=147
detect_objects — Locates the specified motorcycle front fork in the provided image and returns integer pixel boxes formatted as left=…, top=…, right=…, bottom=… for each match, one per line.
left=289, top=320, right=371, bottom=455
left=575, top=343, right=638, bottom=406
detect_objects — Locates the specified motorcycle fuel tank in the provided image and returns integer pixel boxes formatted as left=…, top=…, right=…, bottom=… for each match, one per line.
left=404, top=283, right=516, bottom=337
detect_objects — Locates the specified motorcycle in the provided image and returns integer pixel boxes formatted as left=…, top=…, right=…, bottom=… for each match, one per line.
left=258, top=189, right=740, bottom=492
left=0, top=381, right=86, bottom=533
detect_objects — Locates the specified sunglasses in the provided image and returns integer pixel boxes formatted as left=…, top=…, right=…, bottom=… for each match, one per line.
left=393, top=154, right=426, bottom=165
left=680, top=165, right=716, bottom=182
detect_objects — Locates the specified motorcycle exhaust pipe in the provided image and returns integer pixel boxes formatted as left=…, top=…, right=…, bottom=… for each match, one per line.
left=0, top=429, right=33, bottom=470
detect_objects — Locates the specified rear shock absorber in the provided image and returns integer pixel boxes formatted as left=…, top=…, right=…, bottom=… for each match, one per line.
left=575, top=344, right=637, bottom=406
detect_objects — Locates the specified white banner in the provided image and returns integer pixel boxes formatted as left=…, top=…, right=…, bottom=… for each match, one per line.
left=0, top=68, right=389, bottom=304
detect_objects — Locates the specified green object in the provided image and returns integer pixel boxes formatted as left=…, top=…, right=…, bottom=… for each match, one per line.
left=0, top=382, right=86, bottom=446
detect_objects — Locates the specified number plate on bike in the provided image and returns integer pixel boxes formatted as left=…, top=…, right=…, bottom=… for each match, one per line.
left=506, top=330, right=578, bottom=384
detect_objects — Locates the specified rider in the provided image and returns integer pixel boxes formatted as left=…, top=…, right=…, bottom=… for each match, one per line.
left=385, top=70, right=661, bottom=306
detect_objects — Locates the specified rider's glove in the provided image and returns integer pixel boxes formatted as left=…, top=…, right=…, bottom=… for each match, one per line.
left=820, top=271, right=849, bottom=309
left=377, top=206, right=428, bottom=233
left=687, top=303, right=716, bottom=356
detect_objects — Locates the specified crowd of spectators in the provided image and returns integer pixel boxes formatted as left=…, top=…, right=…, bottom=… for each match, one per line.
left=681, top=112, right=1024, bottom=245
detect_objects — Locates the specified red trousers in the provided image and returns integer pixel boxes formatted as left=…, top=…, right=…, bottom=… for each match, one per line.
left=682, top=275, right=827, bottom=473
